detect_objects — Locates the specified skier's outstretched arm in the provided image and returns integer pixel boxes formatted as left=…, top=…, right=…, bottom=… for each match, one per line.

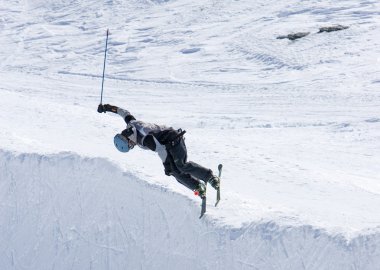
left=97, top=104, right=136, bottom=123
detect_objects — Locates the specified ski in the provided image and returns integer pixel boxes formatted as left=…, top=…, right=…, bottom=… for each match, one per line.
left=199, top=194, right=206, bottom=219
left=215, top=164, right=223, bottom=207
left=199, top=163, right=222, bottom=218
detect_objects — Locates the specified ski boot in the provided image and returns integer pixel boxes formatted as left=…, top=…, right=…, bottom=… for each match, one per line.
left=194, top=182, right=206, bottom=198
left=207, top=175, right=220, bottom=190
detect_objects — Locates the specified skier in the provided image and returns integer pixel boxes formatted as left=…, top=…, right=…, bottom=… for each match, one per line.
left=97, top=104, right=220, bottom=198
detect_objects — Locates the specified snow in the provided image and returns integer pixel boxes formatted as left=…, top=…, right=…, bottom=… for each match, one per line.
left=2, top=151, right=380, bottom=270
left=1, top=0, right=380, bottom=269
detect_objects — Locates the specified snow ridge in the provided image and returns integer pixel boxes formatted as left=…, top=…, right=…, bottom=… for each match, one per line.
left=1, top=150, right=379, bottom=270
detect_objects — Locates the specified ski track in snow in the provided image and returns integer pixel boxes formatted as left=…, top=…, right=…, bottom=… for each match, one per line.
left=1, top=0, right=380, bottom=269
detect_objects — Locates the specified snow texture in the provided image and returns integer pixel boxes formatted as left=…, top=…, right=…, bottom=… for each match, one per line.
left=1, top=150, right=380, bottom=270
left=1, top=0, right=380, bottom=269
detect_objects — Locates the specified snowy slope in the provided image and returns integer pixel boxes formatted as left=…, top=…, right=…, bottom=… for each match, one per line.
left=2, top=150, right=380, bottom=270
left=1, top=0, right=380, bottom=269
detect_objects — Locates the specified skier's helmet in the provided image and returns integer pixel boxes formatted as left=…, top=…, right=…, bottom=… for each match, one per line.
left=114, top=134, right=130, bottom=152
left=114, top=126, right=136, bottom=153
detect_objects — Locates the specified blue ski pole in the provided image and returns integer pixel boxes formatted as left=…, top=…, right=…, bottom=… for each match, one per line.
left=99, top=29, right=109, bottom=106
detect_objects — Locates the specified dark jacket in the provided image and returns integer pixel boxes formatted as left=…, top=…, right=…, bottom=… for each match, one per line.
left=117, top=107, right=178, bottom=161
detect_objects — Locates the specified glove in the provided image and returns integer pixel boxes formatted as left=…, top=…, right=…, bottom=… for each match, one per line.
left=97, top=104, right=118, bottom=113
left=103, top=104, right=117, bottom=112
left=97, top=104, right=105, bottom=113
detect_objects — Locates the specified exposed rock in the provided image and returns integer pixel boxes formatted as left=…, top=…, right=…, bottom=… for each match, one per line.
left=276, top=32, right=310, bottom=41
left=318, top=25, right=349, bottom=33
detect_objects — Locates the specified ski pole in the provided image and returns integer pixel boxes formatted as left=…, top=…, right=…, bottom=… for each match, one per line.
left=99, top=29, right=109, bottom=105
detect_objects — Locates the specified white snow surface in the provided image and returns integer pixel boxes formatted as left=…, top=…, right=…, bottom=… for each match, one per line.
left=1, top=0, right=380, bottom=269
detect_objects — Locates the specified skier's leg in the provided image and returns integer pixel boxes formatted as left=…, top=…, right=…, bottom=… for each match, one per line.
left=163, top=154, right=200, bottom=191
left=168, top=138, right=213, bottom=181
left=171, top=171, right=200, bottom=191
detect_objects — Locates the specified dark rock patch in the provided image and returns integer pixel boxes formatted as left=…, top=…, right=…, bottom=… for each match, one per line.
left=277, top=32, right=310, bottom=41
left=318, top=25, right=349, bottom=33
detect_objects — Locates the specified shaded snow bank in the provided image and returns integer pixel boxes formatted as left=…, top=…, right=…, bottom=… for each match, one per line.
left=1, top=150, right=379, bottom=270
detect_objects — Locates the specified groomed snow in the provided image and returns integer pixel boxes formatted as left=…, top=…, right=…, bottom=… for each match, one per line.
left=1, top=0, right=380, bottom=269
left=2, top=150, right=380, bottom=269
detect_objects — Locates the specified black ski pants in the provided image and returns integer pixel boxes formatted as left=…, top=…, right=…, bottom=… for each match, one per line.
left=163, top=138, right=212, bottom=191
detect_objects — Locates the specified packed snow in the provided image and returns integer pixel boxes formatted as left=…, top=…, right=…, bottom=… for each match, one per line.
left=1, top=0, right=380, bottom=269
